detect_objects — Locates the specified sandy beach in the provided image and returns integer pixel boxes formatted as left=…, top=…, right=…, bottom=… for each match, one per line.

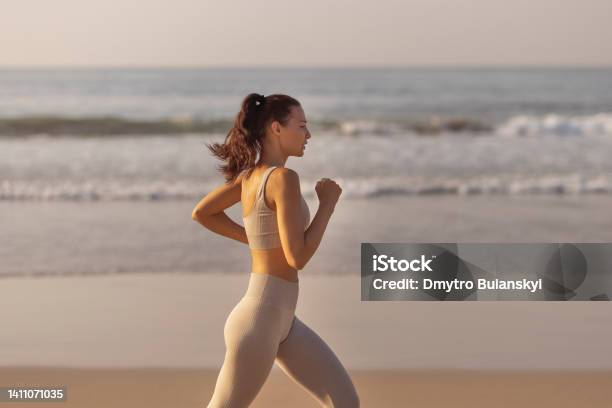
left=2, top=195, right=612, bottom=406
left=2, top=270, right=612, bottom=369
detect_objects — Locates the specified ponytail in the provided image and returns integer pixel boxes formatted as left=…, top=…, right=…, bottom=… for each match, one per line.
left=207, top=93, right=300, bottom=183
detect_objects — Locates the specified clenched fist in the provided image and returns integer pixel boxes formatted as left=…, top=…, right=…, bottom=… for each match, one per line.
left=315, top=178, right=342, bottom=207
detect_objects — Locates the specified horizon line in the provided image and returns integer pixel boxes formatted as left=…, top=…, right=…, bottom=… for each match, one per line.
left=1, top=63, right=611, bottom=70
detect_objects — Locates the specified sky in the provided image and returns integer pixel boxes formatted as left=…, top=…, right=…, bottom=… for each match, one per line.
left=1, top=0, right=611, bottom=67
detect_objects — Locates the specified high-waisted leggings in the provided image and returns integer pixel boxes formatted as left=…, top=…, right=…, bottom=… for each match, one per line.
left=206, top=272, right=359, bottom=408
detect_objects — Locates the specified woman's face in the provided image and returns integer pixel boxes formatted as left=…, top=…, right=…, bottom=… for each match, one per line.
left=277, top=105, right=311, bottom=157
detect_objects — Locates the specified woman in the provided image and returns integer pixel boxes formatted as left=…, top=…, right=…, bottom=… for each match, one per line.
left=192, top=93, right=360, bottom=407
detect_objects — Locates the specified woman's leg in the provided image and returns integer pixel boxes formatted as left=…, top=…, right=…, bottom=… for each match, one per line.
left=207, top=300, right=283, bottom=408
left=275, top=316, right=360, bottom=408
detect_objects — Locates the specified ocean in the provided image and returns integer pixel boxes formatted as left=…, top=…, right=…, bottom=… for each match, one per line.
left=1, top=67, right=612, bottom=201
left=2, top=67, right=612, bottom=278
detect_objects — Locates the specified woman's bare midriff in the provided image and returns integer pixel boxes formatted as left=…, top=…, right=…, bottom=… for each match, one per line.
left=242, top=168, right=300, bottom=283
left=250, top=247, right=299, bottom=282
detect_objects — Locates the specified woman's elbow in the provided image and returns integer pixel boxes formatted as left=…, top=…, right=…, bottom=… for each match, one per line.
left=288, top=260, right=305, bottom=270
left=192, top=209, right=210, bottom=223
left=191, top=209, right=201, bottom=221
left=286, top=253, right=306, bottom=270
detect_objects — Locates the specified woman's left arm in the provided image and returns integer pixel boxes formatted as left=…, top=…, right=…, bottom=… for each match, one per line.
left=191, top=175, right=249, bottom=245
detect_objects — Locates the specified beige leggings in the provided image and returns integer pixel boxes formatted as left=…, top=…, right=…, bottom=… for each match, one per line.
left=206, top=273, right=359, bottom=408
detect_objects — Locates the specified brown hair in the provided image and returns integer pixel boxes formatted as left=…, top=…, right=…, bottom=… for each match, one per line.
left=207, top=93, right=301, bottom=183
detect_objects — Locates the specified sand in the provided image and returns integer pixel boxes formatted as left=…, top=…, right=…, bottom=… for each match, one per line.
left=2, top=367, right=611, bottom=407
left=2, top=272, right=612, bottom=370
left=2, top=195, right=612, bottom=406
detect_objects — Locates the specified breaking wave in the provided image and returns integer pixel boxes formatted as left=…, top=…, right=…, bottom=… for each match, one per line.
left=1, top=112, right=611, bottom=137
left=497, top=113, right=612, bottom=137
left=2, top=175, right=611, bottom=201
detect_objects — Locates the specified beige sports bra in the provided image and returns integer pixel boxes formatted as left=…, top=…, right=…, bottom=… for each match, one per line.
left=242, top=166, right=310, bottom=250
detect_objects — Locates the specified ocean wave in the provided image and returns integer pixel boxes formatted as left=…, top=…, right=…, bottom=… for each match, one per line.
left=339, top=113, right=612, bottom=137
left=2, top=176, right=611, bottom=201
left=0, top=116, right=233, bottom=137
left=1, top=113, right=611, bottom=137
left=496, top=113, right=612, bottom=137
left=337, top=117, right=493, bottom=136
left=0, top=115, right=493, bottom=137
left=337, top=175, right=612, bottom=197
left=0, top=180, right=198, bottom=201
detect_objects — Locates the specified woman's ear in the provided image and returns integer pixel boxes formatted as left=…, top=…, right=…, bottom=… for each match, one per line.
left=270, top=120, right=282, bottom=136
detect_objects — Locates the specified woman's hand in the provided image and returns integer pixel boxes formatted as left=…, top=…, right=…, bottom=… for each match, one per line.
left=315, top=178, right=342, bottom=207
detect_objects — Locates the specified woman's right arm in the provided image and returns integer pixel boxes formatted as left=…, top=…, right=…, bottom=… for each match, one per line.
left=274, top=168, right=341, bottom=270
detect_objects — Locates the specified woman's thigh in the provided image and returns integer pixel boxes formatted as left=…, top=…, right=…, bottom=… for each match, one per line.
left=207, top=300, right=284, bottom=408
left=275, top=316, right=360, bottom=408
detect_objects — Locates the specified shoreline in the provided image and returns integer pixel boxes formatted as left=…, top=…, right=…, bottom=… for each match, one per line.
left=3, top=194, right=612, bottom=279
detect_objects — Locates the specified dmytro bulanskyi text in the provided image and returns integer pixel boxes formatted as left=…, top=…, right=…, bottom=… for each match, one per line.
left=371, top=254, right=543, bottom=293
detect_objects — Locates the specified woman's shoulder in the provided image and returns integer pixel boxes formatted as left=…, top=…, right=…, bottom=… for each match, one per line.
left=271, top=166, right=299, bottom=181
left=269, top=167, right=301, bottom=193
